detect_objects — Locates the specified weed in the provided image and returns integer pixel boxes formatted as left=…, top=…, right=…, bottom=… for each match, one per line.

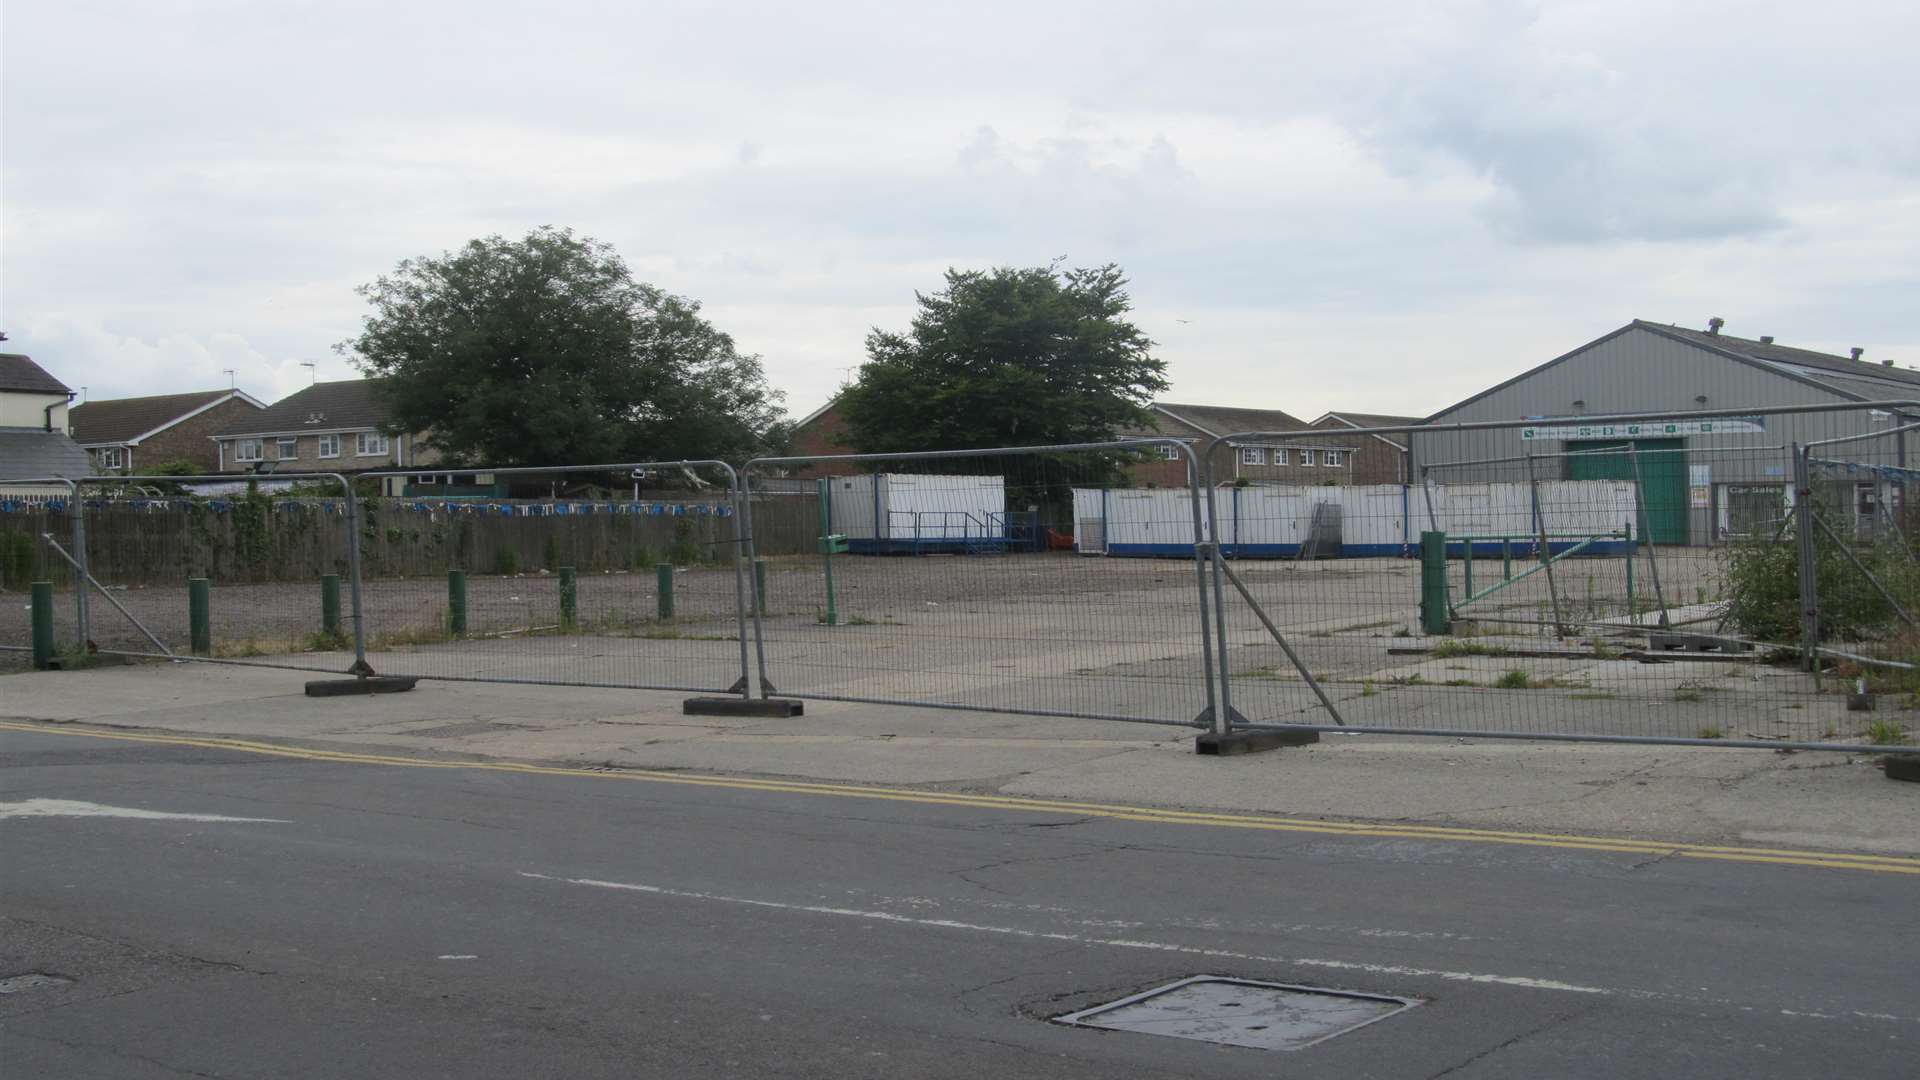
left=305, top=627, right=351, bottom=652
left=1569, top=691, right=1617, bottom=701
left=1673, top=688, right=1705, bottom=703
left=1493, top=669, right=1532, bottom=690
left=493, top=547, right=521, bottom=576
left=845, top=615, right=878, bottom=627
left=1867, top=720, right=1909, bottom=746
left=1697, top=725, right=1726, bottom=739
left=1443, top=678, right=1478, bottom=687
left=1360, top=682, right=1376, bottom=697
left=211, top=637, right=271, bottom=658
left=1431, top=639, right=1500, bottom=659
left=1388, top=673, right=1425, bottom=686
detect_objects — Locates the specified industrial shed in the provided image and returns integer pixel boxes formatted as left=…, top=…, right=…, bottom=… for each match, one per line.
left=1408, top=320, right=1920, bottom=547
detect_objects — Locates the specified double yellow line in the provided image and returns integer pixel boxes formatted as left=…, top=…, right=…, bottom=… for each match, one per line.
left=4, top=717, right=1916, bottom=876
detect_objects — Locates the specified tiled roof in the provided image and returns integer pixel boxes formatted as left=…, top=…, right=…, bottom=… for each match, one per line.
left=0, top=428, right=94, bottom=478
left=1148, top=402, right=1310, bottom=438
left=0, top=354, right=72, bottom=395
left=70, top=390, right=250, bottom=445
left=216, top=378, right=395, bottom=437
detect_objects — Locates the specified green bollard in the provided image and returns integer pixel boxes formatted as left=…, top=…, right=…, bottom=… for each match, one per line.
left=448, top=569, right=467, bottom=636
left=1502, top=539, right=1513, bottom=581
left=31, top=581, right=54, bottom=670
left=753, top=557, right=768, bottom=615
left=1462, top=540, right=1474, bottom=601
left=1419, top=531, right=1451, bottom=635
left=189, top=577, right=211, bottom=656
left=1624, top=521, right=1635, bottom=617
left=656, top=563, right=674, bottom=620
left=559, top=566, right=577, bottom=627
left=321, top=574, right=341, bottom=638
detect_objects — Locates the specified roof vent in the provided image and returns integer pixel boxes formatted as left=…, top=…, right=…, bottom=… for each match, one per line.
left=304, top=412, right=326, bottom=425
left=1759, top=335, right=1775, bottom=345
left=1707, top=316, right=1725, bottom=335
left=1851, top=348, right=1865, bottom=362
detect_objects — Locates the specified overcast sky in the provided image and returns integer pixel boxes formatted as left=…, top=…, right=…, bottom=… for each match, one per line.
left=5, top=0, right=1917, bottom=422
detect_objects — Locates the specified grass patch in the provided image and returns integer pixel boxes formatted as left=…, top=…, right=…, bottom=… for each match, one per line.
left=1360, top=681, right=1376, bottom=697
left=1867, top=720, right=1909, bottom=746
left=370, top=624, right=453, bottom=649
left=1443, top=678, right=1477, bottom=687
left=211, top=637, right=274, bottom=658
left=1696, top=725, right=1726, bottom=739
left=1493, top=669, right=1532, bottom=690
left=1388, top=673, right=1425, bottom=686
left=1431, top=639, right=1502, bottom=659
left=305, top=627, right=351, bottom=652
left=1673, top=688, right=1705, bottom=703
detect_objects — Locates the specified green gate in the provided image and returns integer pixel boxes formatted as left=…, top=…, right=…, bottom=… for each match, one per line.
left=1567, top=438, right=1687, bottom=545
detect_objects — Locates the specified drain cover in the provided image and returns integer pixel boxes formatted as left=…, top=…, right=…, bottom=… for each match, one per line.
left=1055, top=976, right=1415, bottom=1051
left=0, top=973, right=74, bottom=994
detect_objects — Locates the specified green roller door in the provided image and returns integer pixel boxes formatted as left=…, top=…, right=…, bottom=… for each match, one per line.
left=1566, top=438, right=1687, bottom=545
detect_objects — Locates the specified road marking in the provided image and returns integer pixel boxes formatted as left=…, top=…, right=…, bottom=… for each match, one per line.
left=437, top=955, right=478, bottom=961
left=0, top=798, right=289, bottom=823
left=2, top=718, right=1917, bottom=875
left=518, top=872, right=1611, bottom=995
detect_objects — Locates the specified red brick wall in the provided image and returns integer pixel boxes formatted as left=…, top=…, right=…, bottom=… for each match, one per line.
left=131, top=398, right=264, bottom=472
left=783, top=401, right=851, bottom=478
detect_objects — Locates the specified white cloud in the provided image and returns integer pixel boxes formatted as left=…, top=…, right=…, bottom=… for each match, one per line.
left=2, top=0, right=1917, bottom=421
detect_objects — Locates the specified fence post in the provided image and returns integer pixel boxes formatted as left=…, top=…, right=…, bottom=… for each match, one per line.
left=656, top=563, right=674, bottom=620
left=559, top=566, right=577, bottom=627
left=71, top=493, right=90, bottom=649
left=188, top=577, right=211, bottom=655
left=341, top=480, right=373, bottom=675
left=1420, top=531, right=1451, bottom=635
left=1623, top=521, right=1635, bottom=615
left=1462, top=539, right=1473, bottom=599
left=31, top=581, right=54, bottom=670
left=1794, top=444, right=1819, bottom=675
left=321, top=574, right=342, bottom=638
left=448, top=569, right=467, bottom=636
left=753, top=557, right=768, bottom=615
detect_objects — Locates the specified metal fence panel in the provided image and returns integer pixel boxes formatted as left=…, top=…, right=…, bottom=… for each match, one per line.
left=740, top=440, right=1218, bottom=727
left=1199, top=403, right=1920, bottom=754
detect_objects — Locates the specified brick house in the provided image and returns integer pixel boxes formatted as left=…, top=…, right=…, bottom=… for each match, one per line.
left=1118, top=403, right=1364, bottom=487
left=70, top=389, right=266, bottom=475
left=1308, top=411, right=1421, bottom=485
left=779, top=397, right=851, bottom=479
left=211, top=379, right=441, bottom=492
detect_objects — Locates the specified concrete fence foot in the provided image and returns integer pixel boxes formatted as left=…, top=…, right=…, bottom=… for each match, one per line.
left=1195, top=728, right=1321, bottom=756
left=684, top=697, right=803, bottom=717
left=305, top=676, right=419, bottom=697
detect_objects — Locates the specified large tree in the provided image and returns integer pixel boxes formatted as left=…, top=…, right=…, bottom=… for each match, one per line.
left=838, top=263, right=1168, bottom=453
left=341, top=227, right=783, bottom=466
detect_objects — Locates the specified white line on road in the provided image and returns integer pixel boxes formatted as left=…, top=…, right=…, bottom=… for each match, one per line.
left=0, top=798, right=290, bottom=823
left=519, top=871, right=1607, bottom=995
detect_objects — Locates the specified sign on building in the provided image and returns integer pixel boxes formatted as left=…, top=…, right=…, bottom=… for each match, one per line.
left=1519, top=417, right=1766, bottom=440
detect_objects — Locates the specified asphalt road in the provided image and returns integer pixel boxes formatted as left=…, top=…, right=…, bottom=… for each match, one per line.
left=2, top=724, right=1915, bottom=1079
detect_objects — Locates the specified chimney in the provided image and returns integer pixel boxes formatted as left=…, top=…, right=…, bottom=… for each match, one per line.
left=1851, top=347, right=1865, bottom=361
left=1759, top=335, right=1774, bottom=345
left=1707, top=317, right=1725, bottom=335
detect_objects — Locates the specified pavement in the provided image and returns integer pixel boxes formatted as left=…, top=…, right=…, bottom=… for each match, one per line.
left=3, top=659, right=1916, bottom=857
left=4, top=722, right=1918, bottom=1079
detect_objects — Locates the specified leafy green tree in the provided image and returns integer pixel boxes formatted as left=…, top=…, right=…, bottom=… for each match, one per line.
left=838, top=263, right=1167, bottom=454
left=341, top=227, right=783, bottom=467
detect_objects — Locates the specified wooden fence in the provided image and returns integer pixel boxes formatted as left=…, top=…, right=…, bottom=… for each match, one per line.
left=0, top=495, right=821, bottom=589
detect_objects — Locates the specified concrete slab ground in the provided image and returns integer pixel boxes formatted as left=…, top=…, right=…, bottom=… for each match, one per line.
left=3, top=660, right=1915, bottom=858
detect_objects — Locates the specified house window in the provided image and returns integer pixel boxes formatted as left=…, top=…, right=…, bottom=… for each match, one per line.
left=1272, top=448, right=1288, bottom=467
left=355, top=432, right=390, bottom=457
left=1158, top=444, right=1181, bottom=461
left=414, top=474, right=437, bottom=485
left=1299, top=449, right=1316, bottom=466
left=1324, top=450, right=1345, bottom=467
left=276, top=437, right=298, bottom=460
left=1240, top=447, right=1266, bottom=466
left=99, top=447, right=126, bottom=470
left=317, top=434, right=340, bottom=458
left=234, top=438, right=263, bottom=463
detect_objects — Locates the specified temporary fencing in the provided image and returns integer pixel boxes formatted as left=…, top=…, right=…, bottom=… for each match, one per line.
left=8, top=404, right=1920, bottom=756
left=1197, top=401, right=1920, bottom=754
left=738, top=440, right=1220, bottom=726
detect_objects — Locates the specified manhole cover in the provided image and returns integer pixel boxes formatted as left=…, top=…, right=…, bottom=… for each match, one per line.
left=0, top=973, right=74, bottom=994
left=1055, top=976, right=1416, bottom=1051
